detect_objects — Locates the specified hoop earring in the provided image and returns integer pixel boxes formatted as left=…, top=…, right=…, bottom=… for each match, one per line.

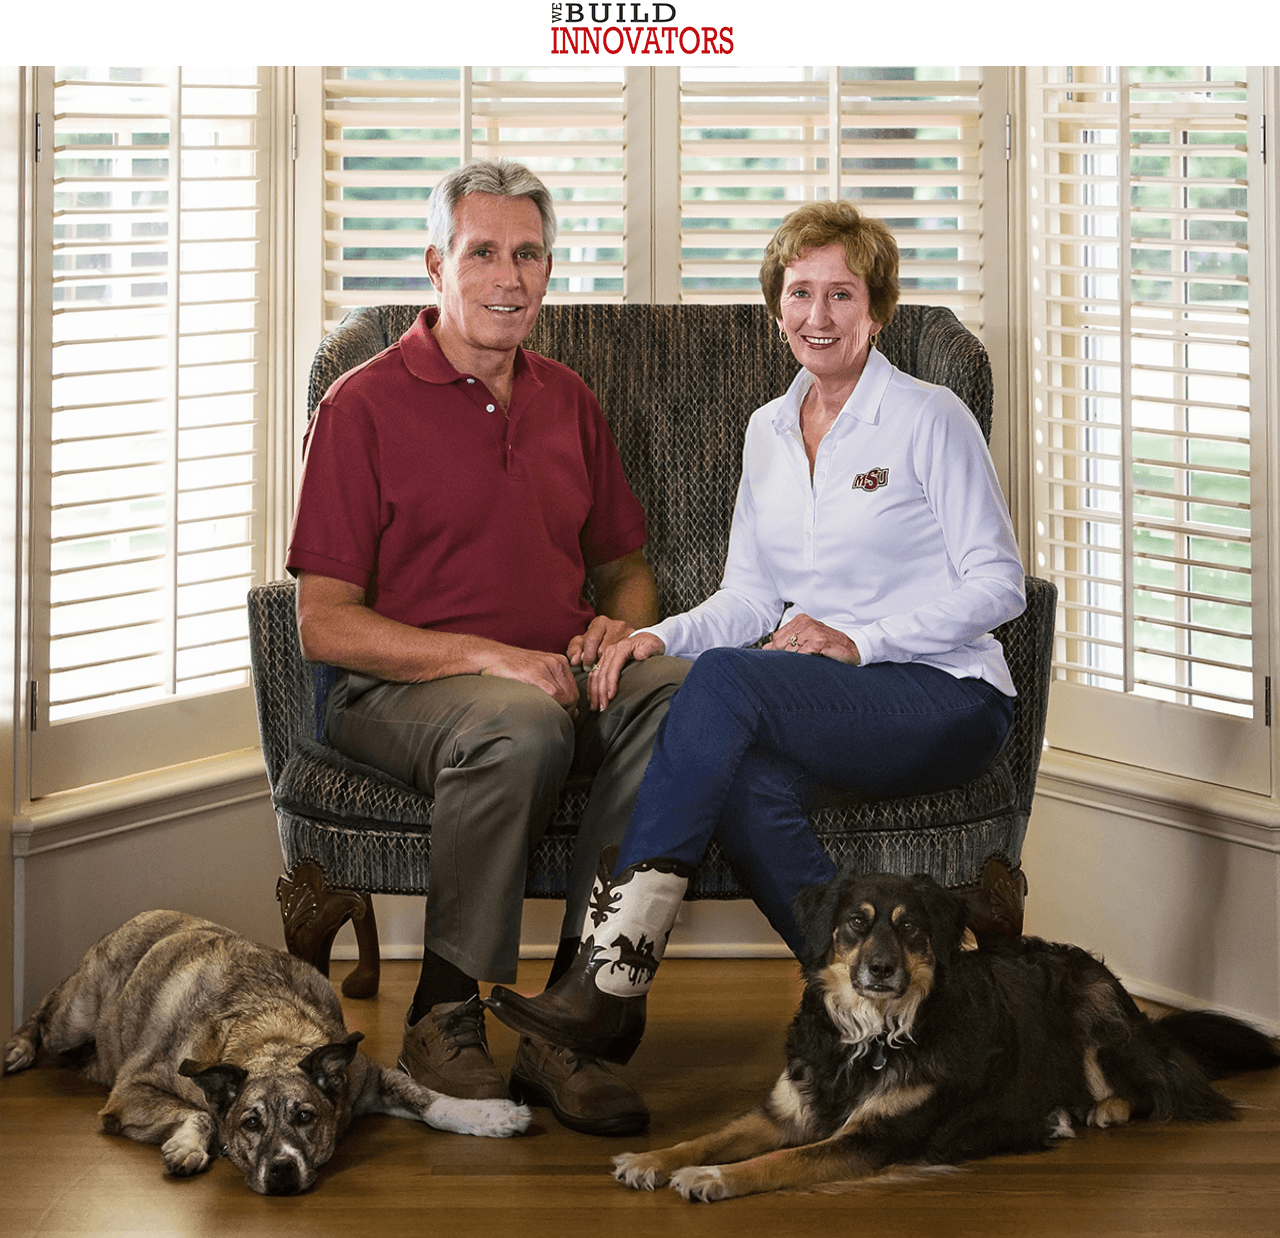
left=778, top=324, right=788, bottom=342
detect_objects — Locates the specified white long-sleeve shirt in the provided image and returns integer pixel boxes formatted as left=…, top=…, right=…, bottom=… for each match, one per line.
left=644, top=349, right=1026, bottom=695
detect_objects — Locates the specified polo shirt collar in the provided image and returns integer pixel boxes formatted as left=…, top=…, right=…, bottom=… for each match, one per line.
left=772, top=346, right=894, bottom=436
left=398, top=305, right=535, bottom=389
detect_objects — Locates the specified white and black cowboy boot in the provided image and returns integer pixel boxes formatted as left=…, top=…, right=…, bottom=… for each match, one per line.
left=485, top=848, right=693, bottom=1064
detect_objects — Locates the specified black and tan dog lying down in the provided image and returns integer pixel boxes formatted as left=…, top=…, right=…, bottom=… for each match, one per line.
left=615, top=869, right=1280, bottom=1202
left=3, top=911, right=531, bottom=1193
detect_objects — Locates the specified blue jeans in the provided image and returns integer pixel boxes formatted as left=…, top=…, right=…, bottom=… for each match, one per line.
left=614, top=649, right=1014, bottom=954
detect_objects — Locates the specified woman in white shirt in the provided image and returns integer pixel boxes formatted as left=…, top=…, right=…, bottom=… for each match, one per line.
left=486, top=200, right=1026, bottom=1068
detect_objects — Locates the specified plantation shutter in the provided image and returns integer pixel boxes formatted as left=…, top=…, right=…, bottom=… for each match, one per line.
left=677, top=67, right=986, bottom=330
left=1027, top=66, right=1269, bottom=792
left=30, top=66, right=268, bottom=796
left=319, top=67, right=626, bottom=332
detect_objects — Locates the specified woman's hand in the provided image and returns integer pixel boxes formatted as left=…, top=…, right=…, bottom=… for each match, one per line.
left=586, top=631, right=667, bottom=711
left=567, top=614, right=635, bottom=669
left=767, top=613, right=861, bottom=664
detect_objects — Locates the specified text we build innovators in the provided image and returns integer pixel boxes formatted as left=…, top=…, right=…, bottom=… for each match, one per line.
left=550, top=4, right=734, bottom=54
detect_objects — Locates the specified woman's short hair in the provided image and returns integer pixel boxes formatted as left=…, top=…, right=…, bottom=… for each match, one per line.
left=427, top=158, right=559, bottom=257
left=759, top=200, right=900, bottom=330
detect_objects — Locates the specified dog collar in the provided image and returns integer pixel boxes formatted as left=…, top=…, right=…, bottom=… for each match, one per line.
left=843, top=1031, right=906, bottom=1077
left=869, top=1034, right=892, bottom=1071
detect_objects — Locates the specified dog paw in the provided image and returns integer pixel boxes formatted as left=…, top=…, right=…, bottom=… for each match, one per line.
left=612, top=1152, right=668, bottom=1191
left=670, top=1165, right=729, bottom=1202
left=160, top=1113, right=215, bottom=1177
left=3, top=1035, right=36, bottom=1074
left=425, top=1096, right=532, bottom=1138
left=1087, top=1097, right=1131, bottom=1129
left=1046, top=1108, right=1076, bottom=1140
left=161, top=1134, right=212, bottom=1177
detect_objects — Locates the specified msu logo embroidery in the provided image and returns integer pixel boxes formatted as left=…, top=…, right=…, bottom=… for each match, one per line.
left=853, top=467, right=889, bottom=492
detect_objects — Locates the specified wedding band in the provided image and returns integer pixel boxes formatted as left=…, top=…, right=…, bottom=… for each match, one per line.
left=584, top=663, right=599, bottom=672
left=788, top=636, right=798, bottom=648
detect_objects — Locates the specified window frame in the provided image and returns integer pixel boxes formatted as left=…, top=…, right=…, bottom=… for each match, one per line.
left=22, top=65, right=291, bottom=798
left=1023, top=65, right=1273, bottom=796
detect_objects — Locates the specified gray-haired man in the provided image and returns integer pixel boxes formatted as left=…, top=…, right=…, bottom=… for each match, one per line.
left=287, top=159, right=687, bottom=1135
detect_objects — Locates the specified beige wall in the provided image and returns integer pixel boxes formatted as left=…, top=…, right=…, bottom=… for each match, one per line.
left=16, top=773, right=283, bottom=1012
left=1022, top=760, right=1280, bottom=1028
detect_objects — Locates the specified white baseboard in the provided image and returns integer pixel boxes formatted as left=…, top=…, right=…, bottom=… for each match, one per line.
left=1118, top=972, right=1280, bottom=1036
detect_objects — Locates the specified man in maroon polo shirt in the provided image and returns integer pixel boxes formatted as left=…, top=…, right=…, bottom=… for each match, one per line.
left=286, top=160, right=687, bottom=1137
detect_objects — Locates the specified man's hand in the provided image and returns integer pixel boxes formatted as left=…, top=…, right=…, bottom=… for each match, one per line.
left=479, top=645, right=581, bottom=716
left=296, top=572, right=582, bottom=714
left=766, top=613, right=861, bottom=664
left=566, top=614, right=635, bottom=670
left=585, top=631, right=667, bottom=712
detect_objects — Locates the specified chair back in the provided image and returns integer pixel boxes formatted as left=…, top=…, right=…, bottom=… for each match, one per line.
left=305, top=302, right=994, bottom=622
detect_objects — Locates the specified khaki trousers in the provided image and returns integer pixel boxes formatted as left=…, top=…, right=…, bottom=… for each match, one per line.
left=325, top=655, right=688, bottom=983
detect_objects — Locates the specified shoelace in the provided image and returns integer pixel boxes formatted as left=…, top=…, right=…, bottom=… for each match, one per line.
left=545, top=1041, right=608, bottom=1074
left=434, top=997, right=490, bottom=1057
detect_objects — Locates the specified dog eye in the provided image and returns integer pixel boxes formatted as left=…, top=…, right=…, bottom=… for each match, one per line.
left=241, top=1113, right=262, bottom=1132
left=295, top=1108, right=316, bottom=1127
left=848, top=915, right=869, bottom=933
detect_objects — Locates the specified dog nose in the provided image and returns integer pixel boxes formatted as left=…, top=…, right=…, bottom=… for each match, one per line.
left=264, top=1157, right=302, bottom=1195
left=867, top=959, right=897, bottom=981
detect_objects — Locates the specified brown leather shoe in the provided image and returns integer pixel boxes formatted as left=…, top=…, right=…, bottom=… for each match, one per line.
left=510, top=1036, right=649, bottom=1137
left=398, top=996, right=509, bottom=1101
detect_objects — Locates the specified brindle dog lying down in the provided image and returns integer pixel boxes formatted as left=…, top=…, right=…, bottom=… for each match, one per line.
left=614, top=869, right=1280, bottom=1201
left=3, top=910, right=530, bottom=1193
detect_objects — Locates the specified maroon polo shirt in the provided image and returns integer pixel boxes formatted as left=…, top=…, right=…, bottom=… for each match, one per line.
left=286, top=308, right=647, bottom=655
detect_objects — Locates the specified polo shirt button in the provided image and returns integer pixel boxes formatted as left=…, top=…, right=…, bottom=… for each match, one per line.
left=466, top=378, right=475, bottom=384
left=486, top=404, right=496, bottom=412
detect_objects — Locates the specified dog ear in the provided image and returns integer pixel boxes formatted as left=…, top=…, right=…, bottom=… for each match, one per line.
left=911, top=874, right=968, bottom=963
left=180, top=1060, right=249, bottom=1117
left=792, top=869, right=850, bottom=968
left=299, top=1032, right=364, bottom=1102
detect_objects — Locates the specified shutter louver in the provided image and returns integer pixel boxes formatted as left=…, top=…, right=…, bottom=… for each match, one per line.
left=678, top=67, right=985, bottom=330
left=43, top=67, right=264, bottom=726
left=321, top=67, right=626, bottom=332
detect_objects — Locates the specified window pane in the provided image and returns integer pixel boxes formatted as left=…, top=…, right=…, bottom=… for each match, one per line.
left=678, top=67, right=984, bottom=328
left=41, top=66, right=266, bottom=726
left=1030, top=66, right=1256, bottom=727
left=322, top=66, right=626, bottom=326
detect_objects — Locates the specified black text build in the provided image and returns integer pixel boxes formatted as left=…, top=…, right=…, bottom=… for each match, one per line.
left=550, top=4, right=734, bottom=54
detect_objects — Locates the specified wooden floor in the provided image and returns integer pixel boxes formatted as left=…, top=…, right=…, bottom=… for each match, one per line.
left=2, top=956, right=1279, bottom=1237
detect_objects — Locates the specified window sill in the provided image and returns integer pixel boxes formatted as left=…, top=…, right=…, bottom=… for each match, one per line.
left=1035, top=747, right=1280, bottom=855
left=13, top=747, right=269, bottom=858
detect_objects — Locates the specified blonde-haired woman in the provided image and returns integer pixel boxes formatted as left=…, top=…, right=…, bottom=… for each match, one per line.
left=487, top=200, right=1025, bottom=1068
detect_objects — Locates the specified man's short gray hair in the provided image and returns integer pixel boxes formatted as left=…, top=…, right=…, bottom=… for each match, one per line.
left=427, top=158, right=558, bottom=256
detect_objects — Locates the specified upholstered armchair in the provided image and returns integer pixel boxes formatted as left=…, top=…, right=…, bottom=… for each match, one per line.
left=249, top=303, right=1055, bottom=997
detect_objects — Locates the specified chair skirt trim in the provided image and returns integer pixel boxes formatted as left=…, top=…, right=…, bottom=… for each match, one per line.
left=276, top=807, right=1028, bottom=901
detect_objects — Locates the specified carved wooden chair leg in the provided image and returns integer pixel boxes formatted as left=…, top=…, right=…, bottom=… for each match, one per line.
left=958, top=852, right=1028, bottom=945
left=276, top=859, right=367, bottom=979
left=340, top=894, right=381, bottom=999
